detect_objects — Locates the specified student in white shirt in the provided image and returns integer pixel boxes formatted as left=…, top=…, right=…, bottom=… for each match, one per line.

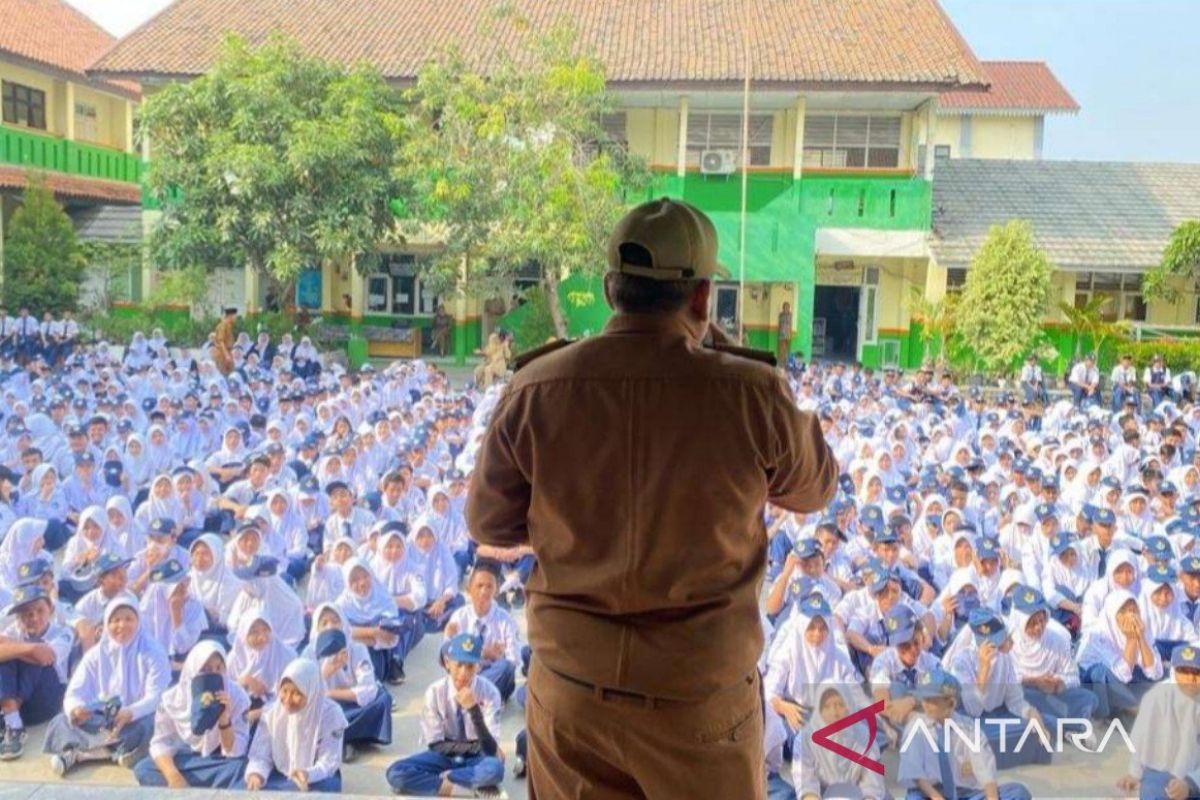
left=444, top=560, right=522, bottom=703
left=1117, top=644, right=1200, bottom=800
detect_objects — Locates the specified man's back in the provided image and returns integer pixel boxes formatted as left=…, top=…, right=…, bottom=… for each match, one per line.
left=467, top=313, right=836, bottom=700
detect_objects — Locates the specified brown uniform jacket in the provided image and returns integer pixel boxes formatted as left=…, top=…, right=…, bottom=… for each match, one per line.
left=466, top=313, right=837, bottom=701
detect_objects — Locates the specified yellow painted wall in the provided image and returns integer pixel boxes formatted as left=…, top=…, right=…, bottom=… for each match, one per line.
left=1047, top=271, right=1076, bottom=321
left=622, top=107, right=681, bottom=166
left=73, top=85, right=129, bottom=149
left=1, top=58, right=133, bottom=149
left=1147, top=276, right=1197, bottom=326
left=971, top=116, right=1037, bottom=160
left=932, top=115, right=961, bottom=156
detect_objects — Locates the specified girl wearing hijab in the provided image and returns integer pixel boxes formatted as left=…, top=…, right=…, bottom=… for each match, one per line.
left=765, top=593, right=867, bottom=740
left=1081, top=549, right=1140, bottom=631
left=238, top=658, right=346, bottom=792
left=409, top=520, right=465, bottom=632
left=133, top=641, right=250, bottom=788
left=59, top=506, right=120, bottom=603
left=0, top=518, right=48, bottom=587
left=123, top=435, right=155, bottom=498
left=368, top=526, right=428, bottom=661
left=306, top=537, right=354, bottom=613
left=934, top=568, right=986, bottom=647
left=1077, top=590, right=1165, bottom=719
left=228, top=613, right=295, bottom=724
left=189, top=534, right=243, bottom=637
left=140, top=561, right=206, bottom=671
left=18, top=465, right=70, bottom=550
left=144, top=425, right=175, bottom=477
left=43, top=595, right=170, bottom=776
left=1041, top=532, right=1089, bottom=637
left=265, top=489, right=311, bottom=584
left=791, top=683, right=888, bottom=800
left=105, top=494, right=144, bottom=558
left=426, top=486, right=469, bottom=561
left=302, top=603, right=393, bottom=760
left=1140, top=564, right=1198, bottom=662
left=1006, top=587, right=1099, bottom=736
left=136, top=473, right=185, bottom=530
left=227, top=559, right=307, bottom=652
left=337, top=557, right=416, bottom=685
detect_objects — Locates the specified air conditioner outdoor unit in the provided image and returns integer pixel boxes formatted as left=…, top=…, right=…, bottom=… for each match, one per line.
left=700, top=149, right=737, bottom=175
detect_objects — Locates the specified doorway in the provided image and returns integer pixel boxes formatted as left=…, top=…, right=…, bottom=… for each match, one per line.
left=813, top=285, right=860, bottom=361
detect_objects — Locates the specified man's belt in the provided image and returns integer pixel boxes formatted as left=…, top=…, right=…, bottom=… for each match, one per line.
left=545, top=666, right=683, bottom=709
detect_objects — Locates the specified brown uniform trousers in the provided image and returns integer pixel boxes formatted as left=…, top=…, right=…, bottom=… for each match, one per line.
left=467, top=312, right=837, bottom=800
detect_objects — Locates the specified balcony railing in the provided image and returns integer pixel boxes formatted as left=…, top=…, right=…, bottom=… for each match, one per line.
left=0, top=123, right=143, bottom=184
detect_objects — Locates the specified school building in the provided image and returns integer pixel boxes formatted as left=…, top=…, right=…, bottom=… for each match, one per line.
left=0, top=0, right=144, bottom=304
left=2, top=0, right=1195, bottom=366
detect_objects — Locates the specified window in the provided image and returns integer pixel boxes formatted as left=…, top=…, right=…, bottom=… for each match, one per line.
left=75, top=101, right=98, bottom=142
left=601, top=112, right=627, bottom=151
left=946, top=268, right=968, bottom=293
left=1074, top=271, right=1146, bottom=322
left=2, top=81, right=47, bottom=130
left=367, top=254, right=440, bottom=316
left=686, top=113, right=773, bottom=167
left=803, top=115, right=901, bottom=168
left=713, top=283, right=740, bottom=332
left=934, top=144, right=952, bottom=161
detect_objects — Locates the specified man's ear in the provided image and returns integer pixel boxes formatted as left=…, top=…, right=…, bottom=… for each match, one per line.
left=689, top=280, right=712, bottom=320
left=602, top=272, right=618, bottom=311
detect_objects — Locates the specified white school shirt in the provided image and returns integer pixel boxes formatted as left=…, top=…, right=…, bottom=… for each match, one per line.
left=898, top=712, right=999, bottom=792
left=322, top=508, right=376, bottom=547
left=1110, top=365, right=1137, bottom=387
left=446, top=603, right=522, bottom=665
left=0, top=617, right=73, bottom=683
left=419, top=675, right=502, bottom=745
left=949, top=646, right=1033, bottom=719
left=868, top=648, right=941, bottom=693
left=1069, top=362, right=1098, bottom=387
left=1126, top=680, right=1200, bottom=787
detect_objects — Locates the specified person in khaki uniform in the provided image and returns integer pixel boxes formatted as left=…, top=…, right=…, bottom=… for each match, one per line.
left=467, top=197, right=838, bottom=800
left=473, top=330, right=511, bottom=388
left=212, top=307, right=237, bottom=376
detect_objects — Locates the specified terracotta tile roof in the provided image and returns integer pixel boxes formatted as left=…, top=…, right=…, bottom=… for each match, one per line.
left=0, top=165, right=141, bottom=204
left=0, top=0, right=140, bottom=98
left=91, top=0, right=987, bottom=89
left=940, top=61, right=1078, bottom=114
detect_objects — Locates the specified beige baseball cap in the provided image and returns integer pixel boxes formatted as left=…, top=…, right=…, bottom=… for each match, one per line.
left=607, top=198, right=730, bottom=281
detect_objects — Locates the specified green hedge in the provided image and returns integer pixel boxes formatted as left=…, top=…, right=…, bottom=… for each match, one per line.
left=1117, top=340, right=1200, bottom=374
left=81, top=307, right=326, bottom=350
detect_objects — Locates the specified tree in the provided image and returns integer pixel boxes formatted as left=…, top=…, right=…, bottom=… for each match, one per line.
left=3, top=175, right=86, bottom=313
left=397, top=13, right=652, bottom=338
left=1145, top=220, right=1200, bottom=302
left=906, top=287, right=958, bottom=372
left=955, top=220, right=1053, bottom=374
left=139, top=35, right=405, bottom=311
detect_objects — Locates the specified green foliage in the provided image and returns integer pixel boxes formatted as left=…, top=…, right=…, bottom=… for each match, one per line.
left=149, top=264, right=210, bottom=310
left=82, top=308, right=215, bottom=348
left=1057, top=295, right=1131, bottom=361
left=1120, top=338, right=1200, bottom=374
left=1145, top=221, right=1200, bottom=302
left=80, top=241, right=141, bottom=310
left=2, top=175, right=86, bottom=313
left=906, top=288, right=958, bottom=370
left=955, top=220, right=1053, bottom=375
left=139, top=35, right=405, bottom=297
left=511, top=286, right=558, bottom=352
left=397, top=14, right=652, bottom=336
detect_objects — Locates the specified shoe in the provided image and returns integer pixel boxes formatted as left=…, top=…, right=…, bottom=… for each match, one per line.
left=513, top=756, right=527, bottom=778
left=0, top=727, right=26, bottom=760
left=385, top=661, right=406, bottom=686
left=51, top=747, right=78, bottom=777
left=343, top=743, right=358, bottom=763
left=474, top=787, right=501, bottom=798
left=114, top=744, right=146, bottom=769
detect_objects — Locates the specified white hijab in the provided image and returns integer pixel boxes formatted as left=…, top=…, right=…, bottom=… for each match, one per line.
left=189, top=534, right=243, bottom=619
left=262, top=658, right=346, bottom=776
left=94, top=594, right=169, bottom=705
left=227, top=612, right=295, bottom=698
left=336, top=557, right=397, bottom=624
left=158, top=641, right=250, bottom=757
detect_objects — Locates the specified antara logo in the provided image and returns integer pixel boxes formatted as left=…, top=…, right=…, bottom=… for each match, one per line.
left=811, top=699, right=887, bottom=775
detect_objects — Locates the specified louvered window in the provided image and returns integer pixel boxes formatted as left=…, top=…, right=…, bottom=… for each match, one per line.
left=685, top=113, right=773, bottom=167
left=803, top=114, right=901, bottom=168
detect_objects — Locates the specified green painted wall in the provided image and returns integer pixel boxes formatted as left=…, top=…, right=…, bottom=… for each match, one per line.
left=0, top=124, right=143, bottom=184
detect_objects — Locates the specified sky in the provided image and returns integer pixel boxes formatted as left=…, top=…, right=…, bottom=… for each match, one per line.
left=68, top=0, right=1199, bottom=164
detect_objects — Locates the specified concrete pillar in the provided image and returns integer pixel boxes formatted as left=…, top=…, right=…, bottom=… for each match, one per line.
left=349, top=259, right=365, bottom=321
left=792, top=96, right=807, bottom=180
left=320, top=259, right=336, bottom=313
left=676, top=97, right=689, bottom=178
left=925, top=258, right=948, bottom=303
left=921, top=100, right=938, bottom=180
left=243, top=267, right=260, bottom=314
left=64, top=83, right=76, bottom=141
left=124, top=100, right=135, bottom=154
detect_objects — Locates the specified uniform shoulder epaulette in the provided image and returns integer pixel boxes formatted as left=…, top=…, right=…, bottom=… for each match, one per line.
left=513, top=338, right=577, bottom=372
left=707, top=343, right=777, bottom=368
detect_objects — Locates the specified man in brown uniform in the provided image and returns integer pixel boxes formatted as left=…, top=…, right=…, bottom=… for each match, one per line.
left=212, top=306, right=237, bottom=375
left=467, top=198, right=838, bottom=799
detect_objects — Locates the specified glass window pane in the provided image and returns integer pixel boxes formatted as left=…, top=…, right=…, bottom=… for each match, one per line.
left=803, top=115, right=837, bottom=147
left=867, top=148, right=900, bottom=168
left=1123, top=273, right=1143, bottom=290
left=837, top=117, right=869, bottom=147
left=868, top=116, right=902, bottom=147
left=392, top=275, right=416, bottom=315
left=1092, top=272, right=1121, bottom=289
left=366, top=276, right=390, bottom=313
left=1124, top=295, right=1147, bottom=321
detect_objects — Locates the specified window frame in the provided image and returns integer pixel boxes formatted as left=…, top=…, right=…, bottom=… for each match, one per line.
left=1, top=81, right=47, bottom=130
left=685, top=112, right=773, bottom=167
left=802, top=113, right=902, bottom=169
left=1073, top=271, right=1146, bottom=322
left=366, top=254, right=441, bottom=317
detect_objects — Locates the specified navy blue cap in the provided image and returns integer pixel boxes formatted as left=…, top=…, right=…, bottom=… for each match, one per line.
left=74, top=452, right=95, bottom=466
left=976, top=537, right=1001, bottom=561
left=148, top=517, right=177, bottom=538
left=444, top=633, right=484, bottom=665
left=1049, top=531, right=1078, bottom=558
left=232, top=555, right=279, bottom=580
left=886, top=486, right=909, bottom=505
left=1013, top=586, right=1049, bottom=615
left=969, top=608, right=1009, bottom=646
left=1161, top=480, right=1179, bottom=496
left=16, top=558, right=52, bottom=586
left=4, top=584, right=50, bottom=616
left=1100, top=476, right=1121, bottom=490
left=883, top=606, right=918, bottom=646
left=793, top=538, right=822, bottom=560
left=1145, top=563, right=1178, bottom=585
left=315, top=629, right=348, bottom=659
left=325, top=480, right=350, bottom=496
left=787, top=576, right=818, bottom=602
left=915, top=668, right=961, bottom=700
left=1180, top=555, right=1200, bottom=576
left=874, top=527, right=899, bottom=545
left=860, top=505, right=885, bottom=533
left=298, top=475, right=320, bottom=495
left=1146, top=536, right=1173, bottom=560
left=77, top=697, right=122, bottom=735
left=149, top=558, right=187, bottom=584
left=798, top=592, right=832, bottom=618
left=1093, top=508, right=1116, bottom=526
left=190, top=672, right=225, bottom=736
left=1171, top=643, right=1200, bottom=670
left=1042, top=477, right=1060, bottom=491
left=1035, top=503, right=1058, bottom=523
left=95, top=552, right=132, bottom=575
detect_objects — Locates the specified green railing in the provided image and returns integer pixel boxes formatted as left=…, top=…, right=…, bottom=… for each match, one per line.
left=0, top=123, right=143, bottom=184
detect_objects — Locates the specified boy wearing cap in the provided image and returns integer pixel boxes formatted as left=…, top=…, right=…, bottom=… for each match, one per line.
left=869, top=608, right=940, bottom=731
left=75, top=554, right=133, bottom=649
left=387, top=634, right=504, bottom=797
left=0, top=587, right=73, bottom=759
left=129, top=519, right=190, bottom=595
left=1178, top=556, right=1200, bottom=627
left=899, top=669, right=1033, bottom=800
left=1116, top=644, right=1200, bottom=800
left=765, top=537, right=842, bottom=624
left=444, top=562, right=522, bottom=704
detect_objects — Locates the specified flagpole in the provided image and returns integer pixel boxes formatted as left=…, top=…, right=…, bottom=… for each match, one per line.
left=737, top=13, right=751, bottom=345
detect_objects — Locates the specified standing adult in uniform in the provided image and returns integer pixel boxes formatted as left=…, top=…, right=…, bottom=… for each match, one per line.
left=776, top=302, right=793, bottom=366
left=467, top=197, right=838, bottom=800
left=213, top=308, right=237, bottom=376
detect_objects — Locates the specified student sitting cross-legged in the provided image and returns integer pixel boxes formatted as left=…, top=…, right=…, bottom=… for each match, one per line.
left=386, top=634, right=505, bottom=797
